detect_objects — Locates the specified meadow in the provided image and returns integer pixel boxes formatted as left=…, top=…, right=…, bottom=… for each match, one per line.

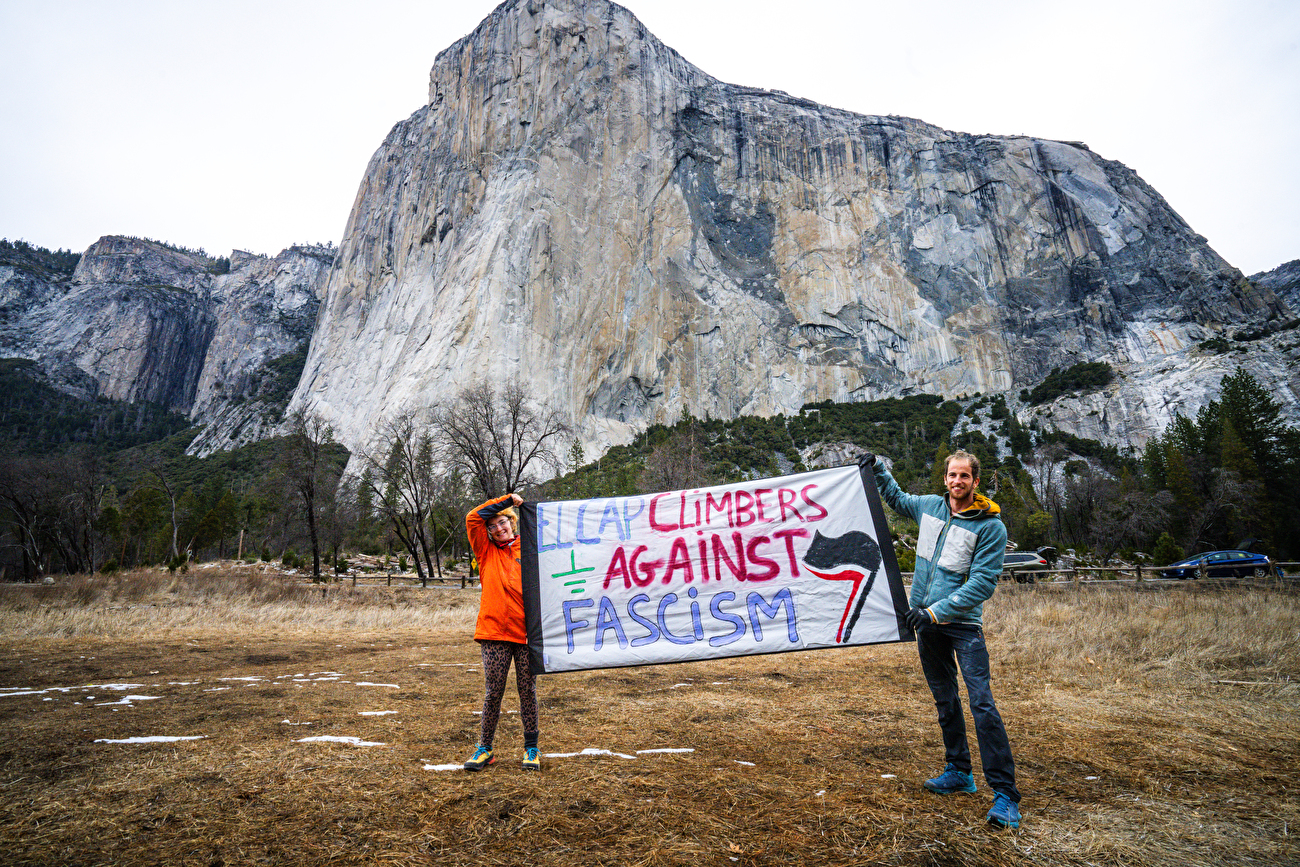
left=0, top=566, right=1296, bottom=866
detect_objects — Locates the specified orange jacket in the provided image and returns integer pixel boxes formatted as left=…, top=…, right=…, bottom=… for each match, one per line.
left=467, top=495, right=526, bottom=643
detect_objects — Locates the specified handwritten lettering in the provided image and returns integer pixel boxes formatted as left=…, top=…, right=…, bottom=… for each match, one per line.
left=563, top=588, right=800, bottom=654
left=602, top=528, right=808, bottom=590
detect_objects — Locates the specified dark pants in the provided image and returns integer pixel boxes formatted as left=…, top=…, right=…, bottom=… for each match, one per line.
left=916, top=623, right=1020, bottom=802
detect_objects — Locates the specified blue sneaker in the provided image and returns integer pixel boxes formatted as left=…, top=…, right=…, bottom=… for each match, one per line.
left=463, top=744, right=495, bottom=771
left=987, top=791, right=1021, bottom=829
left=923, top=763, right=977, bottom=795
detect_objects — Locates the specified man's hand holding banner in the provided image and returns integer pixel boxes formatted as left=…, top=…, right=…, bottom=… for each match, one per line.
left=521, top=464, right=912, bottom=673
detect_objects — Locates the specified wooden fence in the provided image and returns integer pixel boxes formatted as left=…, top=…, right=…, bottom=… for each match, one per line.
left=902, top=561, right=1300, bottom=588
left=334, top=561, right=1300, bottom=591
left=341, top=571, right=477, bottom=588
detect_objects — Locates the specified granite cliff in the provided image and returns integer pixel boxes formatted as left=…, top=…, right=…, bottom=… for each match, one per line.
left=1253, top=259, right=1300, bottom=311
left=289, top=0, right=1297, bottom=460
left=6, top=0, right=1296, bottom=465
left=0, top=236, right=331, bottom=455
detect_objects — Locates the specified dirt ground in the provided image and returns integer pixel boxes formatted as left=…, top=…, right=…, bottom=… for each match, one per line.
left=1, top=589, right=1297, bottom=866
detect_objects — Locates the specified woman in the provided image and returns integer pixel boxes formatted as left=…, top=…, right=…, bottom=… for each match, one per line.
left=463, top=492, right=541, bottom=771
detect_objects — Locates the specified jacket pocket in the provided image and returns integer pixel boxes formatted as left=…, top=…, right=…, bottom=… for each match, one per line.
left=916, top=513, right=944, bottom=563
left=936, top=523, right=977, bottom=575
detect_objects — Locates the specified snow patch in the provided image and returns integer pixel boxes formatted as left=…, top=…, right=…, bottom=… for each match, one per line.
left=94, top=695, right=159, bottom=707
left=294, top=735, right=386, bottom=747
left=545, top=747, right=636, bottom=760
left=95, top=735, right=207, bottom=744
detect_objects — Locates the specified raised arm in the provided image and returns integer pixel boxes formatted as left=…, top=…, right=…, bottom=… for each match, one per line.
left=859, top=454, right=922, bottom=522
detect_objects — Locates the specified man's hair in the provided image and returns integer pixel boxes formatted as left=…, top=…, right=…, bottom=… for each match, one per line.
left=944, top=449, right=980, bottom=481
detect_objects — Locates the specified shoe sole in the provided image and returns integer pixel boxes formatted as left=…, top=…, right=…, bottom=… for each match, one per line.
left=464, top=758, right=495, bottom=771
left=987, top=817, right=1020, bottom=829
left=923, top=784, right=977, bottom=795
left=522, top=764, right=540, bottom=772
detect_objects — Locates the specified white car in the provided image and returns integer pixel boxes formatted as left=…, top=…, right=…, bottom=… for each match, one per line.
left=1000, top=551, right=1048, bottom=583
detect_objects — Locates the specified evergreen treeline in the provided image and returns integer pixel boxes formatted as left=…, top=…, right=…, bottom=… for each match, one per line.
left=1138, top=368, right=1300, bottom=564
left=1025, top=361, right=1114, bottom=405
left=0, top=359, right=194, bottom=454
left=0, top=238, right=82, bottom=275
left=1, top=363, right=1296, bottom=581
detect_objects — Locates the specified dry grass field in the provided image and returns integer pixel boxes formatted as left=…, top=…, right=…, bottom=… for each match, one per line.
left=1, top=565, right=1297, bottom=866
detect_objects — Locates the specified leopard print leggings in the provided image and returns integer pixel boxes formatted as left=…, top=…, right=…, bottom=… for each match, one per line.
left=478, top=640, right=539, bottom=747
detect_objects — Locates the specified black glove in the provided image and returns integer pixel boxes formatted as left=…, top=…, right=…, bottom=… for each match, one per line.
left=905, top=607, right=932, bottom=631
left=857, top=452, right=878, bottom=472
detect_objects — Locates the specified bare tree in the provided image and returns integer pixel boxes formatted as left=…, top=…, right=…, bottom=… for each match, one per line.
left=358, top=412, right=440, bottom=583
left=433, top=379, right=570, bottom=498
left=1183, top=468, right=1264, bottom=553
left=1029, top=444, right=1069, bottom=545
left=0, top=453, right=109, bottom=577
left=50, top=452, right=107, bottom=574
left=147, top=462, right=182, bottom=565
left=323, top=474, right=361, bottom=578
left=428, top=466, right=475, bottom=587
left=1091, top=486, right=1174, bottom=562
left=0, top=456, right=55, bottom=579
left=638, top=420, right=714, bottom=494
left=280, top=410, right=342, bottom=581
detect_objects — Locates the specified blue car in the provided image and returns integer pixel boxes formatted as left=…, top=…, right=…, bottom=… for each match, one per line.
left=1160, top=549, right=1277, bottom=579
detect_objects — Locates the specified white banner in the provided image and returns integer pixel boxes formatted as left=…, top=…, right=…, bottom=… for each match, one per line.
left=522, top=465, right=910, bottom=673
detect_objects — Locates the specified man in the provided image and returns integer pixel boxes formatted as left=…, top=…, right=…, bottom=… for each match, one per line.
left=859, top=449, right=1022, bottom=830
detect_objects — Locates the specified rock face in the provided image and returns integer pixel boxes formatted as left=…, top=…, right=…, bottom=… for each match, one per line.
left=290, top=0, right=1295, bottom=459
left=0, top=236, right=332, bottom=455
left=1253, top=259, right=1300, bottom=311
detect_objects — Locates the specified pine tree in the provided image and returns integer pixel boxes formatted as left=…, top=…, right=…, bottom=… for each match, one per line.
left=1219, top=367, right=1286, bottom=478
left=1141, top=438, right=1166, bottom=492
left=1163, top=444, right=1195, bottom=540
left=1219, top=417, right=1261, bottom=482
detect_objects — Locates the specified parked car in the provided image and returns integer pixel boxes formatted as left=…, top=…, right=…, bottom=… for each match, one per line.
left=1159, top=549, right=1277, bottom=579
left=1000, top=551, right=1049, bottom=583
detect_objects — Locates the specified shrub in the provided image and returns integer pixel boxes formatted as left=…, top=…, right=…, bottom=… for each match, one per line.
left=1151, top=533, right=1183, bottom=567
left=1025, top=511, right=1053, bottom=548
left=99, top=559, right=119, bottom=575
left=894, top=547, right=916, bottom=572
left=1028, top=362, right=1114, bottom=404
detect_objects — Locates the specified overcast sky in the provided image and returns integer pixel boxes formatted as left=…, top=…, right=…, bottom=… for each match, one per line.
left=1, top=0, right=1296, bottom=275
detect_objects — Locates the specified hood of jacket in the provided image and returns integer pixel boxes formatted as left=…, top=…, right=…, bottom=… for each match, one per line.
left=949, top=492, right=1000, bottom=519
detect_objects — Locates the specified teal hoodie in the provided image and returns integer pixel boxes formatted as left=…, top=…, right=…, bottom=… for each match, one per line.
left=872, top=464, right=1007, bottom=626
